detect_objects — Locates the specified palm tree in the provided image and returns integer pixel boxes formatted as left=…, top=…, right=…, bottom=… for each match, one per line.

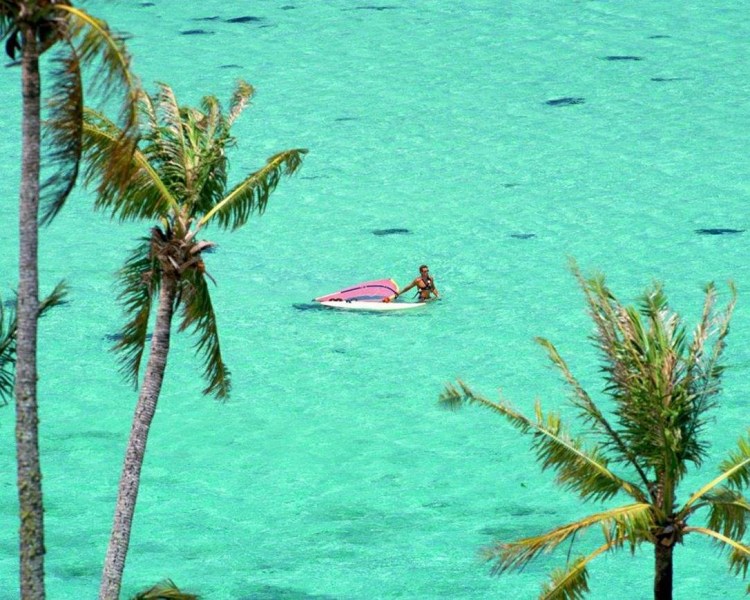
left=1, top=3, right=138, bottom=596
left=441, top=264, right=750, bottom=600
left=80, top=81, right=306, bottom=600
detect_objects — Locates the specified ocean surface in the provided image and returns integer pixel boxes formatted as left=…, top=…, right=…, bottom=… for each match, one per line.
left=1, top=1, right=749, bottom=598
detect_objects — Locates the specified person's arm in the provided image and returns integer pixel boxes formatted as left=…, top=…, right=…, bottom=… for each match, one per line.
left=384, top=279, right=416, bottom=302
left=431, top=282, right=440, bottom=298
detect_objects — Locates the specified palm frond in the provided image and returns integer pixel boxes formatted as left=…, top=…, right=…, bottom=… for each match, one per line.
left=199, top=148, right=307, bottom=230
left=113, top=237, right=160, bottom=387
left=42, top=4, right=140, bottom=223
left=177, top=267, right=230, bottom=399
left=38, top=280, right=70, bottom=317
left=188, top=94, right=230, bottom=215
left=0, top=281, right=68, bottom=406
left=699, top=487, right=750, bottom=540
left=683, top=281, right=737, bottom=441
left=80, top=108, right=178, bottom=220
left=682, top=433, right=750, bottom=514
left=485, top=503, right=652, bottom=574
left=441, top=381, right=648, bottom=503
left=152, top=83, right=190, bottom=200
left=539, top=538, right=621, bottom=600
left=227, top=79, right=254, bottom=126
left=130, top=579, right=198, bottom=600
left=571, top=262, right=735, bottom=487
left=535, top=336, right=651, bottom=490
left=40, top=39, right=83, bottom=225
left=1, top=12, right=19, bottom=53
left=0, top=294, right=16, bottom=407
left=685, top=526, right=750, bottom=578
left=540, top=556, right=591, bottom=600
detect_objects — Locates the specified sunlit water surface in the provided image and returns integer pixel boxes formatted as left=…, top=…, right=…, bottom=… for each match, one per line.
left=1, top=1, right=749, bottom=598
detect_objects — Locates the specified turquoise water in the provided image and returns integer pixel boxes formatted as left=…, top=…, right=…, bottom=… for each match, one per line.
left=1, top=1, right=750, bottom=597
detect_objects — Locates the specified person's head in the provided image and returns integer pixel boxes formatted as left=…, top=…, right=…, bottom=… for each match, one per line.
left=419, top=265, right=429, bottom=275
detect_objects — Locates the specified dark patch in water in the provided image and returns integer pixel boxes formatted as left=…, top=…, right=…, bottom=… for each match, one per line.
left=220, top=64, right=243, bottom=69
left=651, top=77, right=687, bottom=82
left=502, top=183, right=520, bottom=188
left=332, top=348, right=346, bottom=354
left=236, top=584, right=339, bottom=600
left=648, top=35, right=671, bottom=39
left=301, top=175, right=329, bottom=180
left=478, top=525, right=506, bottom=536
left=335, top=117, right=358, bottom=122
left=293, top=303, right=323, bottom=312
left=545, top=97, right=585, bottom=106
left=695, top=228, right=745, bottom=236
left=192, top=16, right=220, bottom=21
left=202, top=246, right=217, bottom=254
left=372, top=228, right=411, bottom=236
left=105, top=333, right=153, bottom=342
left=139, top=2, right=155, bottom=6
left=226, top=16, right=264, bottom=23
left=509, top=506, right=538, bottom=517
left=281, top=5, right=297, bottom=9
left=180, top=29, right=215, bottom=35
left=61, top=430, right=122, bottom=441
left=510, top=233, right=536, bottom=239
left=603, top=55, right=644, bottom=61
left=345, top=5, right=400, bottom=10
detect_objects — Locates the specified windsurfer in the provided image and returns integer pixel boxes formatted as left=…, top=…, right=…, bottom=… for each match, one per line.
left=383, top=265, right=439, bottom=303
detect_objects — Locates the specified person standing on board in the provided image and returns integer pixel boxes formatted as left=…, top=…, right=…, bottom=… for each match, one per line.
left=383, top=265, right=439, bottom=302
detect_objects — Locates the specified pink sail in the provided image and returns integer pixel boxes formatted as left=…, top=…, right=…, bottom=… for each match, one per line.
left=314, top=278, right=398, bottom=302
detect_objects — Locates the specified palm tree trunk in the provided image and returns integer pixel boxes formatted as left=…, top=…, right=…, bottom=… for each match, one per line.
left=99, top=276, right=177, bottom=600
left=654, top=543, right=673, bottom=600
left=16, top=27, right=45, bottom=600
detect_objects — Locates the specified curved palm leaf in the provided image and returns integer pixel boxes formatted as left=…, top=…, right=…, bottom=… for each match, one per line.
left=187, top=95, right=229, bottom=214
left=682, top=435, right=750, bottom=513
left=41, top=38, right=83, bottom=223
left=41, top=4, right=140, bottom=224
left=685, top=527, right=750, bottom=578
left=485, top=503, right=652, bottom=574
left=152, top=83, right=190, bottom=200
left=700, top=488, right=750, bottom=540
left=81, top=107, right=179, bottom=220
left=113, top=238, right=160, bottom=387
left=440, top=381, right=648, bottom=503
left=199, top=148, right=308, bottom=230
left=535, top=336, right=651, bottom=491
left=539, top=538, right=622, bottom=600
left=227, top=80, right=254, bottom=126
left=0, top=281, right=68, bottom=406
left=177, top=267, right=230, bottom=399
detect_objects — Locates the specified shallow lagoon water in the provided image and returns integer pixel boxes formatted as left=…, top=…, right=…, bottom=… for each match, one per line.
left=1, top=1, right=749, bottom=598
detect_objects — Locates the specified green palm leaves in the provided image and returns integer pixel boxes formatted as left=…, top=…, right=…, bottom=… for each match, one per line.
left=0, top=1, right=139, bottom=223
left=41, top=5, right=140, bottom=223
left=83, top=80, right=306, bottom=399
left=441, top=263, right=749, bottom=598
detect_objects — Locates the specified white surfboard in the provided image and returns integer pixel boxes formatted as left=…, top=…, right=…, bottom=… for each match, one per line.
left=318, top=300, right=428, bottom=312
